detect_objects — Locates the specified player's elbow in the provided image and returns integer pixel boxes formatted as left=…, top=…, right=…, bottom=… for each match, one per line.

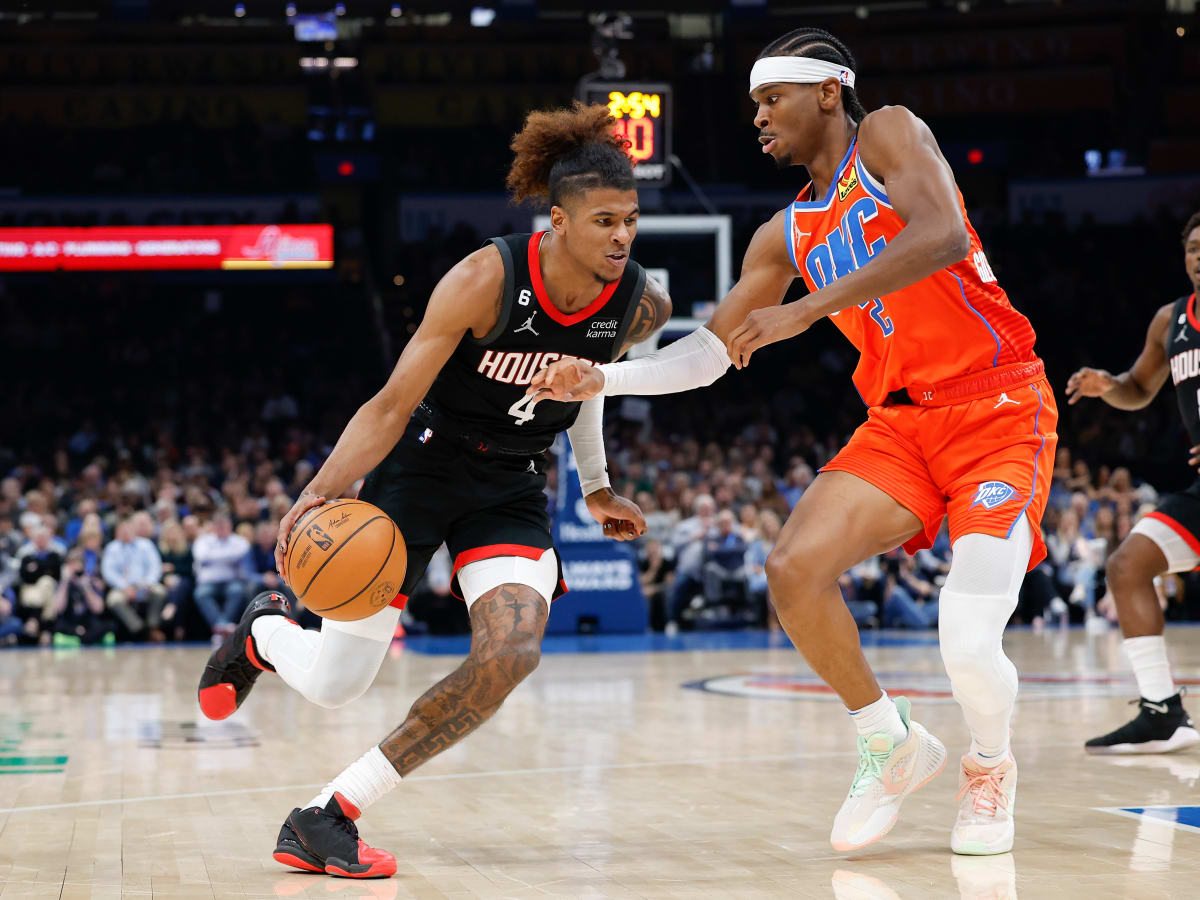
left=659, top=293, right=674, bottom=320
left=936, top=225, right=971, bottom=267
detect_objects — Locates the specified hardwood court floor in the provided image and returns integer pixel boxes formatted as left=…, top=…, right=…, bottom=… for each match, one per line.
left=2, top=625, right=1200, bottom=898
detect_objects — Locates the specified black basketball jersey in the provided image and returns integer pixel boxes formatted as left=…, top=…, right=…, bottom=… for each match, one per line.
left=420, top=232, right=646, bottom=454
left=1165, top=292, right=1200, bottom=445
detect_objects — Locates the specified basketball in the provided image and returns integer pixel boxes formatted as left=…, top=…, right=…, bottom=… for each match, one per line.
left=284, top=499, right=407, bottom=621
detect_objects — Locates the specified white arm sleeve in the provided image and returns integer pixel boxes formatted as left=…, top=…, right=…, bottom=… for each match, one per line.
left=597, top=326, right=731, bottom=396
left=566, top=394, right=610, bottom=497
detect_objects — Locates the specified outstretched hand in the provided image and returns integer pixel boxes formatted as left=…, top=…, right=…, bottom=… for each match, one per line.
left=1065, top=367, right=1116, bottom=405
left=585, top=488, right=646, bottom=541
left=527, top=358, right=605, bottom=402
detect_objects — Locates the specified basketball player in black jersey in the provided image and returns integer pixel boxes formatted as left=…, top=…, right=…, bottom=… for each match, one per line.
left=195, top=103, right=671, bottom=877
left=1067, top=210, right=1200, bottom=755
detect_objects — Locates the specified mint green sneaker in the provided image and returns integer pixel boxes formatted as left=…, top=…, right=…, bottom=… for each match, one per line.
left=830, top=697, right=948, bottom=851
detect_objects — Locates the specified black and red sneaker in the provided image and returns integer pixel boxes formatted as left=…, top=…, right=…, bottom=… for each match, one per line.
left=197, top=590, right=293, bottom=720
left=273, top=793, right=396, bottom=878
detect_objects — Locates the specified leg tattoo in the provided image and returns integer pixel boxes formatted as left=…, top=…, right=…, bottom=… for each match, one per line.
left=379, top=583, right=547, bottom=776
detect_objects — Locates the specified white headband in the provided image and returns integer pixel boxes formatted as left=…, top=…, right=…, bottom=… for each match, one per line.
left=749, top=56, right=856, bottom=94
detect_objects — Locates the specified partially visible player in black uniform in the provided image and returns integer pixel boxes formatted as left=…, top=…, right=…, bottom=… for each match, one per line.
left=1067, top=210, right=1200, bottom=755
left=196, top=103, right=672, bottom=878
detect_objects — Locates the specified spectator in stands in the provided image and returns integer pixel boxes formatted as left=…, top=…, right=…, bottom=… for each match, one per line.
left=17, top=526, right=62, bottom=625
left=78, top=522, right=104, bottom=576
left=1046, top=509, right=1101, bottom=615
left=249, top=521, right=282, bottom=595
left=0, top=513, right=19, bottom=593
left=50, top=548, right=113, bottom=646
left=65, top=498, right=100, bottom=545
left=158, top=521, right=193, bottom=638
left=840, top=556, right=882, bottom=628
left=882, top=555, right=940, bottom=629
left=0, top=587, right=22, bottom=645
left=639, top=538, right=675, bottom=631
left=131, top=510, right=157, bottom=542
left=192, top=512, right=250, bottom=636
left=779, top=462, right=813, bottom=509
left=745, top=509, right=782, bottom=629
left=702, top=509, right=749, bottom=605
left=664, top=494, right=716, bottom=633
left=100, top=517, right=168, bottom=640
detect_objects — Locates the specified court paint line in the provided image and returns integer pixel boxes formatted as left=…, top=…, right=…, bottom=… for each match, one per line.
left=1093, top=806, right=1200, bottom=835
left=0, top=743, right=1082, bottom=816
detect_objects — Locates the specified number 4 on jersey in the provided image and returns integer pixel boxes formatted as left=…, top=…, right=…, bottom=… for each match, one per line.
left=508, top=393, right=539, bottom=425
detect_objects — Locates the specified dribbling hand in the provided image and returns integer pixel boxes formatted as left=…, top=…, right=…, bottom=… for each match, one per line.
left=1065, top=367, right=1116, bottom=405
left=585, top=489, right=646, bottom=542
left=527, top=358, right=605, bottom=402
left=275, top=489, right=327, bottom=579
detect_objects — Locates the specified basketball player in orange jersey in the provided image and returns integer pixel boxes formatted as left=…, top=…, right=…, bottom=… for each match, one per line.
left=196, top=104, right=670, bottom=878
left=1067, top=211, right=1200, bottom=756
left=531, top=27, right=1057, bottom=855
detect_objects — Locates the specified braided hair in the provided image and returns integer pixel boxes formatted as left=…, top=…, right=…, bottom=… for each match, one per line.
left=758, top=27, right=867, bottom=124
left=506, top=101, right=636, bottom=208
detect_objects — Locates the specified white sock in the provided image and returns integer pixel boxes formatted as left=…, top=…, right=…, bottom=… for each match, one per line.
left=848, top=691, right=907, bottom=745
left=308, top=746, right=402, bottom=815
left=969, top=739, right=1010, bottom=768
left=1124, top=635, right=1176, bottom=703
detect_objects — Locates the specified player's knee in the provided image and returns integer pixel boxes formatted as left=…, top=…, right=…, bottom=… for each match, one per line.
left=765, top=546, right=805, bottom=591
left=475, top=632, right=542, bottom=692
left=939, top=617, right=999, bottom=678
left=303, top=668, right=376, bottom=709
left=1106, top=541, right=1156, bottom=595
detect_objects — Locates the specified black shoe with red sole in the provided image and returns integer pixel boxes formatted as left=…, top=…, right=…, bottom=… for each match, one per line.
left=197, top=590, right=293, bottom=720
left=273, top=793, right=396, bottom=878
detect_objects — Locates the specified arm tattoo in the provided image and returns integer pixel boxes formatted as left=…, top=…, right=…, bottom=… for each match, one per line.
left=619, top=275, right=672, bottom=357
left=378, top=584, right=548, bottom=777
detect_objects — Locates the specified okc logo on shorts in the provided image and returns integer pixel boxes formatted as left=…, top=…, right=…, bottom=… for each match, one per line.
left=970, top=481, right=1018, bottom=511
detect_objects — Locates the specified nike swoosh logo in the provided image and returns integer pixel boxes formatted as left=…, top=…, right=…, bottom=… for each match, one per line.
left=1144, top=702, right=1170, bottom=714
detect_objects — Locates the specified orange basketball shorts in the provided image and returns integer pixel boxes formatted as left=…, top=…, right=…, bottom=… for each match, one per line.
left=823, top=377, right=1058, bottom=570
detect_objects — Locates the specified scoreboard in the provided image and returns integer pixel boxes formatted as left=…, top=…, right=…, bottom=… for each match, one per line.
left=579, top=81, right=672, bottom=188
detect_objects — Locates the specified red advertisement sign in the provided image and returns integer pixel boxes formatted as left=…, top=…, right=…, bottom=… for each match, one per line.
left=0, top=224, right=333, bottom=271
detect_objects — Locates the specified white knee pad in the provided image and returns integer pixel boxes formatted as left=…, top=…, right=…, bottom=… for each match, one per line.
left=324, top=603, right=402, bottom=641
left=938, top=590, right=1019, bottom=714
left=938, top=516, right=1030, bottom=716
left=457, top=550, right=558, bottom=609
left=267, top=607, right=399, bottom=709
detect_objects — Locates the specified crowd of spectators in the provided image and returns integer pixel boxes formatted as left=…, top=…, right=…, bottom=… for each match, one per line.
left=4, top=416, right=1193, bottom=649
left=598, top=434, right=1197, bottom=636
left=5, top=211, right=1199, bottom=645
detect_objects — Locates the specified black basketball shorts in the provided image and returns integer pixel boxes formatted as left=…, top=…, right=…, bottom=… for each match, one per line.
left=357, top=418, right=567, bottom=606
left=1132, top=478, right=1200, bottom=573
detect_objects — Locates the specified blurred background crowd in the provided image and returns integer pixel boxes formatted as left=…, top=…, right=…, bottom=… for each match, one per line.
left=3, top=0, right=1200, bottom=645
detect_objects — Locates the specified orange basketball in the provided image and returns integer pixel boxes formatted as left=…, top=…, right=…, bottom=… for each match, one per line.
left=284, top=499, right=407, bottom=621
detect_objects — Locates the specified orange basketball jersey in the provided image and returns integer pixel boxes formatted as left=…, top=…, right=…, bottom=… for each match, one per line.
left=788, top=139, right=1038, bottom=407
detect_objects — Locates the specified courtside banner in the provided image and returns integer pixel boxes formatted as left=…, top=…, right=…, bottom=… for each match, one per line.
left=0, top=224, right=333, bottom=271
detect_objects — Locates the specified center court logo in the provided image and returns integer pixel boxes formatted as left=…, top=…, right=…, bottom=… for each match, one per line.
left=970, top=481, right=1018, bottom=510
left=684, top=671, right=1200, bottom=703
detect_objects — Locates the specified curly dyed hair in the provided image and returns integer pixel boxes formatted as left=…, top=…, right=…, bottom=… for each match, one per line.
left=506, top=101, right=636, bottom=207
